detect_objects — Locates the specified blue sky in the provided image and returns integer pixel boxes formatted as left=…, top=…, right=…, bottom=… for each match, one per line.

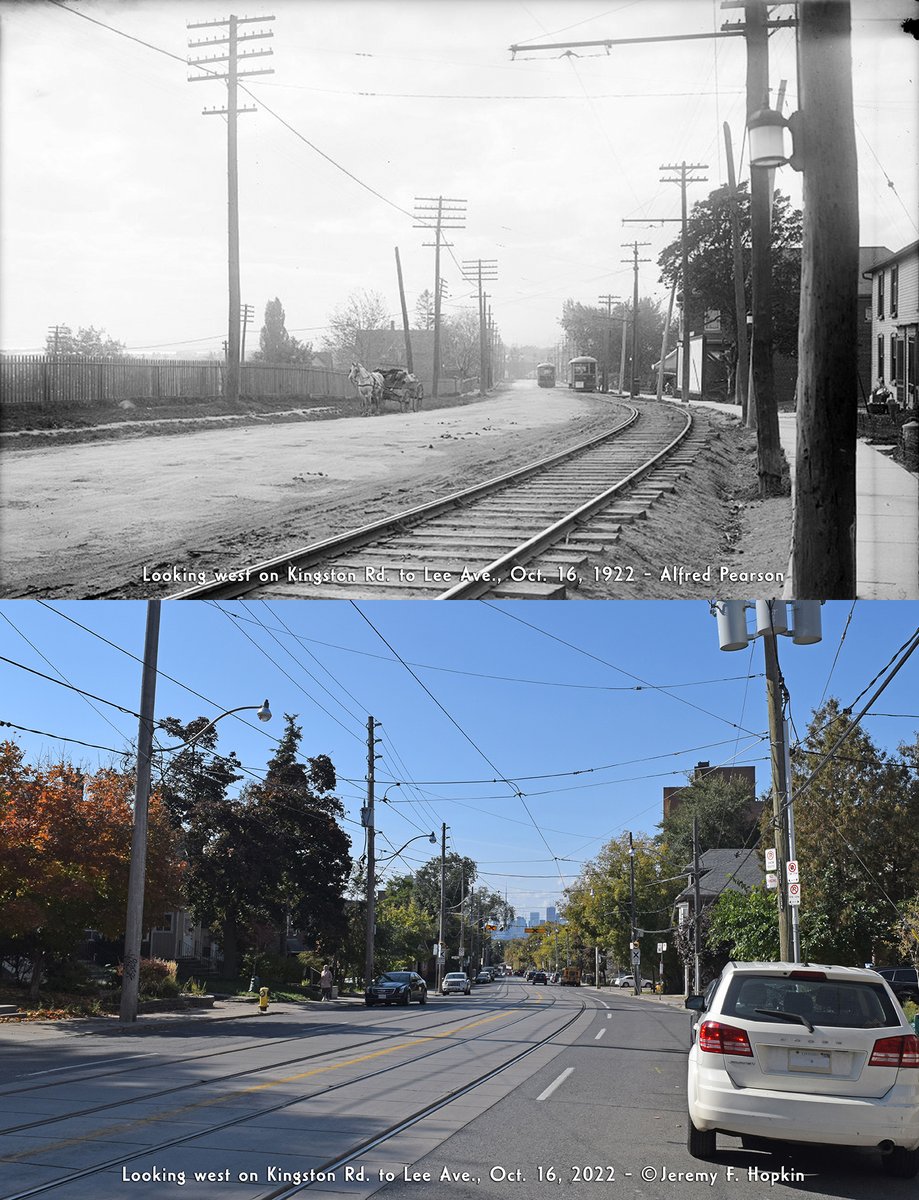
left=1, top=599, right=917, bottom=916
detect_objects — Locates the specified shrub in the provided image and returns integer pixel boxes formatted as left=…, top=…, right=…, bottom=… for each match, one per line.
left=117, top=957, right=180, bottom=998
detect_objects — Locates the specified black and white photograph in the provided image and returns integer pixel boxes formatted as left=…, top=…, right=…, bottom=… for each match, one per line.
left=0, top=0, right=916, bottom=600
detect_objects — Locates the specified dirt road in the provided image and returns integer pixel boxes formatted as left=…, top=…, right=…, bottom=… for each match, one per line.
left=1, top=383, right=628, bottom=598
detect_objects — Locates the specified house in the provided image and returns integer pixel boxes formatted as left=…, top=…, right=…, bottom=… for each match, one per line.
left=863, top=239, right=918, bottom=410
left=857, top=246, right=893, bottom=399
left=674, top=848, right=764, bottom=919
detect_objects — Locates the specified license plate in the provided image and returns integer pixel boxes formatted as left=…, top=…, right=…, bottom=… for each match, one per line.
left=789, top=1049, right=832, bottom=1072
left=575, top=381, right=584, bottom=389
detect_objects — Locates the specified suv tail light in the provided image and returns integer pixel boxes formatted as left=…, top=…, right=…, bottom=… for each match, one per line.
left=869, top=1034, right=919, bottom=1068
left=698, top=1020, right=754, bottom=1057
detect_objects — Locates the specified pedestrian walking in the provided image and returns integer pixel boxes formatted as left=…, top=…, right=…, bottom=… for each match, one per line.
left=320, top=964, right=333, bottom=1002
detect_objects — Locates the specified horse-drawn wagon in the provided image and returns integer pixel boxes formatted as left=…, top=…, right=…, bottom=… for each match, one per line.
left=379, top=367, right=424, bottom=412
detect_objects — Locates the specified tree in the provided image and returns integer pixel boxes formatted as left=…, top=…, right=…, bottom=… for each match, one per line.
left=44, top=324, right=126, bottom=358
left=252, top=297, right=313, bottom=364
left=558, top=297, right=674, bottom=389
left=0, top=742, right=183, bottom=998
left=657, top=184, right=803, bottom=392
left=170, top=716, right=351, bottom=978
left=707, top=887, right=779, bottom=962
left=414, top=289, right=435, bottom=331
left=657, top=773, right=762, bottom=868
left=323, top=289, right=389, bottom=366
left=441, top=310, right=480, bottom=378
left=789, top=702, right=919, bottom=966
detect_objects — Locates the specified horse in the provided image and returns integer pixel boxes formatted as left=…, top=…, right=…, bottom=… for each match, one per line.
left=348, top=361, right=384, bottom=416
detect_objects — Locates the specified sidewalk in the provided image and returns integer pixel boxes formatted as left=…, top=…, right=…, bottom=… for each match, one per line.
left=664, top=395, right=918, bottom=599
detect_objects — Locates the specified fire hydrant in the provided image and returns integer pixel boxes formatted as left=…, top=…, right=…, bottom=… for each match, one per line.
left=258, top=986, right=270, bottom=1013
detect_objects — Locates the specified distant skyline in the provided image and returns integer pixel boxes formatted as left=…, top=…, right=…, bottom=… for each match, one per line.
left=1, top=0, right=915, bottom=355
left=1, top=599, right=916, bottom=917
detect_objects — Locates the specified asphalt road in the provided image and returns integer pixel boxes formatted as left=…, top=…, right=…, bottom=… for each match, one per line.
left=0, top=983, right=912, bottom=1200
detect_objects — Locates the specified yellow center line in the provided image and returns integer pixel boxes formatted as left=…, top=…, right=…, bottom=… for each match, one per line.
left=0, top=1010, right=511, bottom=1162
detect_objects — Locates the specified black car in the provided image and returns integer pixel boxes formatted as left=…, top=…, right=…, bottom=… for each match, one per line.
left=365, top=971, right=428, bottom=1007
left=875, top=967, right=919, bottom=1004
left=530, top=971, right=548, bottom=985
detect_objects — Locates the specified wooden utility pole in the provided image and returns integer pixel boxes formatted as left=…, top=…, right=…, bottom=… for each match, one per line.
left=462, top=258, right=498, bottom=396
left=240, top=303, right=254, bottom=365
left=762, top=626, right=791, bottom=960
left=723, top=122, right=750, bottom=420
left=617, top=309, right=629, bottom=394
left=794, top=0, right=858, bottom=596
left=660, top=162, right=708, bottom=403
left=363, top=716, right=377, bottom=990
left=621, top=242, right=651, bottom=398
left=415, top=196, right=466, bottom=399
left=742, top=0, right=784, bottom=494
left=188, top=13, right=274, bottom=405
left=656, top=277, right=678, bottom=401
left=598, top=294, right=620, bottom=392
left=394, top=247, right=414, bottom=373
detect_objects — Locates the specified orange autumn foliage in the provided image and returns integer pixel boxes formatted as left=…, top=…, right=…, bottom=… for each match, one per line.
left=0, top=741, right=184, bottom=954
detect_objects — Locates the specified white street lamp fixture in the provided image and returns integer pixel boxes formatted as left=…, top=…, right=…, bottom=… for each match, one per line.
left=748, top=107, right=804, bottom=172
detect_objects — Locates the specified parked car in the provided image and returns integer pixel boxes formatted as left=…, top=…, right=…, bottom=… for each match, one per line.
left=685, top=961, right=919, bottom=1178
left=365, top=971, right=427, bottom=1007
left=615, top=974, right=652, bottom=989
left=875, top=967, right=919, bottom=1004
left=531, top=971, right=548, bottom=985
left=475, top=970, right=492, bottom=984
left=441, top=972, right=471, bottom=995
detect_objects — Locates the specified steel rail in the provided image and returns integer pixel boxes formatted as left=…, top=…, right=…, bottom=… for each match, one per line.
left=0, top=993, right=572, bottom=1200
left=169, top=406, right=640, bottom=599
left=259, top=992, right=594, bottom=1200
left=437, top=407, right=694, bottom=598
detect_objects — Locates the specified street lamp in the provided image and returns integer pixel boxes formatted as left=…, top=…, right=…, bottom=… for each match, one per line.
left=365, top=830, right=436, bottom=988
left=747, top=107, right=804, bottom=172
left=119, top=667, right=271, bottom=1023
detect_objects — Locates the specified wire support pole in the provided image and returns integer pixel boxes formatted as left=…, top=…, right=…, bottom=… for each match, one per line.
left=660, top=162, right=708, bottom=404
left=363, top=715, right=378, bottom=991
left=620, top=241, right=651, bottom=399
left=462, top=258, right=497, bottom=398
left=415, top=195, right=466, bottom=400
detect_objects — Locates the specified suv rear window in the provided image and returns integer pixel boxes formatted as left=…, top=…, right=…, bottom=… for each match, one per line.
left=722, top=974, right=901, bottom=1029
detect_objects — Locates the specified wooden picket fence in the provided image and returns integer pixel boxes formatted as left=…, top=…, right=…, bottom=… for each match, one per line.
left=0, top=355, right=352, bottom=407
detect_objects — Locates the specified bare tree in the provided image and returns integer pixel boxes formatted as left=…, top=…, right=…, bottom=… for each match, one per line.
left=441, top=310, right=479, bottom=379
left=324, top=289, right=389, bottom=366
left=414, top=289, right=435, bottom=331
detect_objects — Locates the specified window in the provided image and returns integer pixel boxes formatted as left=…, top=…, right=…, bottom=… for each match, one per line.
left=891, top=334, right=898, bottom=382
left=877, top=270, right=885, bottom=319
left=154, top=912, right=174, bottom=932
left=878, top=335, right=884, bottom=381
left=890, top=264, right=898, bottom=317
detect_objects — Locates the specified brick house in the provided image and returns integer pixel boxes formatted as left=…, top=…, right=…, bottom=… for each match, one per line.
left=863, top=239, right=919, bottom=410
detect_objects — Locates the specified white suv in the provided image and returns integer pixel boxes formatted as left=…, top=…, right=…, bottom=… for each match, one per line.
left=441, top=972, right=471, bottom=995
left=685, top=961, right=919, bottom=1178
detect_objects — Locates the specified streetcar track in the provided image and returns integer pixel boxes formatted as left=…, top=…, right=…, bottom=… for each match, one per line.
left=170, top=400, right=694, bottom=601
left=0, top=994, right=536, bottom=1131
left=0, top=994, right=587, bottom=1199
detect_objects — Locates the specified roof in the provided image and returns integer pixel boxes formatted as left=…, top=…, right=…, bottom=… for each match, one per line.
left=676, top=848, right=763, bottom=901
left=861, top=240, right=919, bottom=277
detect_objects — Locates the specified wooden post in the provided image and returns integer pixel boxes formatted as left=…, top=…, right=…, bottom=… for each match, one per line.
left=226, top=15, right=241, bottom=404
left=794, top=0, right=858, bottom=596
left=723, top=122, right=750, bottom=419
left=745, top=0, right=784, bottom=494
left=394, top=246, right=414, bottom=373
left=656, top=277, right=678, bottom=401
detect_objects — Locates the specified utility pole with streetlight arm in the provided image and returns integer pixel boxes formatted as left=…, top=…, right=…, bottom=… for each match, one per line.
left=120, top=599, right=271, bottom=1022
left=712, top=599, right=822, bottom=961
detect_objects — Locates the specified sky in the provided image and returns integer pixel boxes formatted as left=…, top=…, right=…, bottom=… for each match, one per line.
left=1, top=599, right=917, bottom=920
left=1, top=0, right=915, bottom=356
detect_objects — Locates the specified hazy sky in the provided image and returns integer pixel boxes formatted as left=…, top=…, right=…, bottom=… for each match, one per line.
left=2, top=599, right=917, bottom=916
left=1, top=0, right=915, bottom=356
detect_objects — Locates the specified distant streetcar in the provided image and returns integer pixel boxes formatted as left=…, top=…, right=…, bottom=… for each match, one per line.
left=567, top=356, right=598, bottom=392
left=536, top=362, right=556, bottom=387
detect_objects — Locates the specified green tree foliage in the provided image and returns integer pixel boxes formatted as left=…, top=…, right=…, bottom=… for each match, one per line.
left=658, top=773, right=762, bottom=868
left=707, top=887, right=779, bottom=962
left=161, top=715, right=351, bottom=979
left=657, top=184, right=803, bottom=385
left=375, top=895, right=434, bottom=968
left=562, top=834, right=673, bottom=972
left=324, top=289, right=389, bottom=366
left=789, top=701, right=919, bottom=966
left=44, top=324, right=127, bottom=358
left=252, top=297, right=313, bottom=364
left=558, top=297, right=675, bottom=389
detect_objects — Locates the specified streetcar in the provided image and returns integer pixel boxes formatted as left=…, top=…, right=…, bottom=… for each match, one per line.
left=536, top=362, right=556, bottom=388
left=567, top=356, right=599, bottom=392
